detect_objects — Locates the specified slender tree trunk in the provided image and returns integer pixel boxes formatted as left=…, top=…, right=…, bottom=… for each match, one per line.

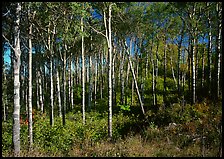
left=216, top=2, right=222, bottom=99
left=49, top=25, right=54, bottom=127
left=39, top=67, right=44, bottom=114
left=76, top=56, right=79, bottom=85
left=124, top=41, right=145, bottom=115
left=56, top=65, right=62, bottom=118
left=155, top=39, right=159, bottom=107
left=107, top=5, right=113, bottom=138
left=36, top=71, right=40, bottom=110
left=178, top=20, right=184, bottom=98
left=207, top=2, right=212, bottom=97
left=152, top=58, right=156, bottom=107
left=146, top=53, right=149, bottom=78
left=192, top=36, right=196, bottom=105
left=13, top=2, right=21, bottom=156
left=28, top=11, right=33, bottom=149
left=112, top=48, right=117, bottom=107
left=94, top=53, right=97, bottom=107
left=68, top=54, right=71, bottom=110
left=120, top=49, right=125, bottom=105
left=71, top=58, right=74, bottom=109
left=62, top=44, right=67, bottom=125
left=201, top=44, right=205, bottom=88
left=163, top=34, right=167, bottom=108
left=3, top=66, right=7, bottom=121
left=170, top=56, right=177, bottom=88
left=125, top=59, right=130, bottom=105
left=100, top=51, right=103, bottom=99
left=88, top=55, right=92, bottom=109
left=81, top=16, right=85, bottom=125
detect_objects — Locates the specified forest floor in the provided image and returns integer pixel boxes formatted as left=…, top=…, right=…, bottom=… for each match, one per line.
left=2, top=100, right=222, bottom=157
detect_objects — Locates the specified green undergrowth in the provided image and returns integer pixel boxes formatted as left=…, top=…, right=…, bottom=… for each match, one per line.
left=2, top=100, right=222, bottom=157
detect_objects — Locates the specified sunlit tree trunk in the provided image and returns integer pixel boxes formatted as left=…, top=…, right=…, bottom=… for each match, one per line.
left=155, top=38, right=159, bottom=108
left=124, top=41, right=145, bottom=115
left=207, top=2, right=212, bottom=97
left=39, top=67, right=44, bottom=114
left=71, top=58, right=74, bottom=109
left=107, top=5, right=113, bottom=138
left=36, top=70, right=39, bottom=110
left=94, top=53, right=97, bottom=107
left=62, top=44, right=67, bottom=125
left=88, top=55, right=92, bottom=109
left=56, top=64, right=62, bottom=118
left=81, top=16, right=85, bottom=125
left=13, top=2, right=21, bottom=156
left=163, top=33, right=167, bottom=107
left=120, top=48, right=125, bottom=105
left=216, top=2, right=222, bottom=99
left=28, top=7, right=34, bottom=148
left=68, top=53, right=71, bottom=110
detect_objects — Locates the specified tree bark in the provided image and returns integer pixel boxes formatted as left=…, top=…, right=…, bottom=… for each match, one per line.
left=71, top=57, right=74, bottom=109
left=216, top=2, right=222, bottom=99
left=81, top=16, right=85, bottom=125
left=63, top=44, right=67, bottom=125
left=39, top=67, right=44, bottom=114
left=163, top=33, right=167, bottom=108
left=28, top=8, right=33, bottom=149
left=207, top=2, right=212, bottom=97
left=107, top=5, right=113, bottom=138
left=68, top=53, right=71, bottom=110
left=56, top=65, right=62, bottom=118
left=13, top=2, right=21, bottom=156
left=120, top=48, right=125, bottom=105
left=124, top=41, right=145, bottom=115
left=88, top=55, right=92, bottom=109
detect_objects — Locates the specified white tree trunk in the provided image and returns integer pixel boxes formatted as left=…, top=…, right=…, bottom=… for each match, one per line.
left=68, top=54, right=71, bottom=110
left=81, top=16, right=85, bottom=125
left=56, top=66, right=62, bottom=118
left=107, top=4, right=113, bottom=138
left=94, top=54, right=97, bottom=107
left=88, top=55, right=92, bottom=109
left=13, top=2, right=21, bottom=156
left=216, top=2, right=221, bottom=98
left=71, top=58, right=74, bottom=109
left=28, top=13, right=33, bottom=149
left=38, top=68, right=44, bottom=114
left=124, top=41, right=145, bottom=115
left=36, top=71, right=40, bottom=110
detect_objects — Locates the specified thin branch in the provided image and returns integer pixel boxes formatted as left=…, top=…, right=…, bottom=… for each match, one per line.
left=89, top=25, right=107, bottom=38
left=2, top=34, right=15, bottom=52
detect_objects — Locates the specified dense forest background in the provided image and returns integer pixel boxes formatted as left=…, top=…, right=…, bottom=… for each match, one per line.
left=2, top=2, right=222, bottom=157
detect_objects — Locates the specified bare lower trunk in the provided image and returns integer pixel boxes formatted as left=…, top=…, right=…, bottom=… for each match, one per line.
left=50, top=55, right=54, bottom=126
left=56, top=66, right=62, bottom=117
left=68, top=54, right=71, bottom=110
left=88, top=56, right=92, bottom=109
left=207, top=3, right=212, bottom=96
left=36, top=71, right=39, bottom=110
left=216, top=2, right=221, bottom=98
left=170, top=56, right=177, bottom=88
left=13, top=2, right=21, bottom=156
left=94, top=54, right=97, bottom=107
left=63, top=46, right=67, bottom=125
left=71, top=59, right=74, bottom=109
left=124, top=41, right=145, bottom=115
left=120, top=50, right=125, bottom=105
left=39, top=67, right=44, bottom=114
left=28, top=15, right=33, bottom=149
left=192, top=35, right=196, bottom=104
left=81, top=16, right=85, bottom=125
